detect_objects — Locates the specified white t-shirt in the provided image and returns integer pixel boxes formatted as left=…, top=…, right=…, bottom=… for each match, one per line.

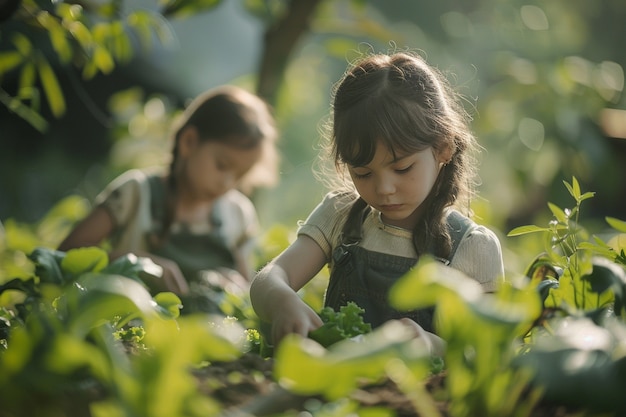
left=296, top=190, right=504, bottom=292
left=95, top=168, right=259, bottom=267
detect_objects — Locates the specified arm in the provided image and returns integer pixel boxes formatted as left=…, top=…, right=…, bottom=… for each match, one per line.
left=58, top=206, right=115, bottom=251
left=250, top=234, right=328, bottom=345
left=58, top=205, right=190, bottom=295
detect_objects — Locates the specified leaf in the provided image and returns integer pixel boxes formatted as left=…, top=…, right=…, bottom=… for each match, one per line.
left=67, top=273, right=159, bottom=337
left=548, top=202, right=568, bottom=224
left=162, top=0, right=222, bottom=19
left=607, top=217, right=626, bottom=233
left=0, top=51, right=23, bottom=73
left=29, top=247, right=67, bottom=285
left=309, top=302, right=371, bottom=347
left=507, top=225, right=549, bottom=237
left=275, top=321, right=431, bottom=400
left=153, top=292, right=182, bottom=319
left=104, top=253, right=163, bottom=283
left=389, top=256, right=482, bottom=311
left=36, top=53, right=66, bottom=117
left=18, top=62, right=36, bottom=96
left=563, top=177, right=581, bottom=201
left=61, top=247, right=109, bottom=276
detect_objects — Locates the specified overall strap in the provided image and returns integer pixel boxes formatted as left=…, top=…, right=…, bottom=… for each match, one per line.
left=147, top=174, right=165, bottom=222
left=340, top=197, right=472, bottom=263
left=147, top=175, right=222, bottom=231
left=445, top=210, right=473, bottom=263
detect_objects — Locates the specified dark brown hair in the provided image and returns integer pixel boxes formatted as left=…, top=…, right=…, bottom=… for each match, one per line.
left=157, top=85, right=278, bottom=244
left=326, top=51, right=479, bottom=259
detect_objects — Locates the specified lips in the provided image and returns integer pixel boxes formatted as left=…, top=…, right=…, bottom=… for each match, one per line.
left=379, top=204, right=403, bottom=212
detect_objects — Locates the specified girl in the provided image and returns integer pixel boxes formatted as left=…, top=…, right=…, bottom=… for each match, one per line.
left=249, top=52, right=504, bottom=354
left=59, top=85, right=279, bottom=314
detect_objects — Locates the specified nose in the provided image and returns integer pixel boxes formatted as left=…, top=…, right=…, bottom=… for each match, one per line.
left=375, top=174, right=395, bottom=196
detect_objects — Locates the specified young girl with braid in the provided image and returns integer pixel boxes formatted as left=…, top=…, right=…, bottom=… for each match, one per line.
left=59, top=85, right=279, bottom=314
left=250, top=52, right=504, bottom=355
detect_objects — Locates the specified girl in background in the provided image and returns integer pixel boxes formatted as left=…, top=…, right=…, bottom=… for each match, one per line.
left=59, top=85, right=279, bottom=314
left=250, top=51, right=504, bottom=355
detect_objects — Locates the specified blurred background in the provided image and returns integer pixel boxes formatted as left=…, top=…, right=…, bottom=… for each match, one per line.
left=1, top=0, right=625, bottom=277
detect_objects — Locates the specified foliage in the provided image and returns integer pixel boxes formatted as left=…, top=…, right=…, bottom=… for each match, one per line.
left=3, top=176, right=626, bottom=417
left=0, top=0, right=229, bottom=131
left=0, top=245, right=248, bottom=417
left=308, top=301, right=371, bottom=347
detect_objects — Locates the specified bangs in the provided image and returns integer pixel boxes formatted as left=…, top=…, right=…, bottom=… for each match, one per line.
left=334, top=95, right=432, bottom=166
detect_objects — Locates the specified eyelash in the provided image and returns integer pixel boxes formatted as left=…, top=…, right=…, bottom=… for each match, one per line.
left=396, top=164, right=413, bottom=174
left=352, top=164, right=413, bottom=179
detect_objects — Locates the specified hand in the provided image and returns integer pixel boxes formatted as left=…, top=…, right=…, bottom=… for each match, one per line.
left=269, top=295, right=324, bottom=347
left=394, top=317, right=446, bottom=356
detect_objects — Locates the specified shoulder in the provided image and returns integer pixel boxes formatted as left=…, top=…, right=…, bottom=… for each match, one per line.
left=318, top=190, right=361, bottom=215
left=95, top=169, right=149, bottom=203
left=449, top=213, right=505, bottom=292
left=305, top=190, right=358, bottom=224
left=296, top=190, right=359, bottom=259
left=217, top=189, right=259, bottom=225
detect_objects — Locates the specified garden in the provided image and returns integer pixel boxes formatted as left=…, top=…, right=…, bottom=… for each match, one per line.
left=2, top=0, right=626, bottom=416
left=2, top=178, right=626, bottom=417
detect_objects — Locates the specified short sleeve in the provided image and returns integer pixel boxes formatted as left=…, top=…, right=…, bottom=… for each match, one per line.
left=217, top=190, right=260, bottom=251
left=451, top=225, right=505, bottom=292
left=95, top=169, right=146, bottom=229
left=296, top=191, right=356, bottom=260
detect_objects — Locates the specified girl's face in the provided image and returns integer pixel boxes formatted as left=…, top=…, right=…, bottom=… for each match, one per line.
left=179, top=128, right=262, bottom=201
left=348, top=140, right=446, bottom=230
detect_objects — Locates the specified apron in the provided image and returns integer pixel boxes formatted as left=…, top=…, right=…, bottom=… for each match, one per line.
left=324, top=198, right=470, bottom=332
left=146, top=175, right=237, bottom=314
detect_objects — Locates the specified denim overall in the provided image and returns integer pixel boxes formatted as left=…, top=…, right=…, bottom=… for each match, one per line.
left=324, top=198, right=470, bottom=332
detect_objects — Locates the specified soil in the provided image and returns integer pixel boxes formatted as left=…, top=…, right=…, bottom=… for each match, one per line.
left=192, top=353, right=586, bottom=417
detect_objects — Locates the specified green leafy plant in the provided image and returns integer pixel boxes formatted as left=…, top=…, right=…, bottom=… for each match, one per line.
left=308, top=301, right=372, bottom=347
left=506, top=177, right=626, bottom=414
left=0, top=245, right=247, bottom=417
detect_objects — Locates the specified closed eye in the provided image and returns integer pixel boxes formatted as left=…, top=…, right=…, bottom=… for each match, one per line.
left=395, top=164, right=414, bottom=174
left=352, top=171, right=371, bottom=179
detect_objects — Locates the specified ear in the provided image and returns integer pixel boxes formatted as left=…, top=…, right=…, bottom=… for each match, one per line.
left=436, top=141, right=455, bottom=164
left=178, top=126, right=200, bottom=157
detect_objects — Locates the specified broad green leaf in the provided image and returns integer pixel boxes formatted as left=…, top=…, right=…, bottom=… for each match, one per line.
left=29, top=247, right=66, bottom=285
left=275, top=321, right=430, bottom=399
left=104, top=253, right=163, bottom=282
left=468, top=283, right=542, bottom=326
left=153, top=292, right=182, bottom=319
left=44, top=333, right=110, bottom=380
left=389, top=257, right=482, bottom=311
left=507, top=224, right=549, bottom=236
left=61, top=247, right=109, bottom=276
left=67, top=273, right=158, bottom=337
left=4, top=219, right=39, bottom=253
left=36, top=53, right=66, bottom=117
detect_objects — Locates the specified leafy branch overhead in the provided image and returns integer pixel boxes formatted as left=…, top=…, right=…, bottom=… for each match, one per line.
left=0, top=0, right=326, bottom=131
